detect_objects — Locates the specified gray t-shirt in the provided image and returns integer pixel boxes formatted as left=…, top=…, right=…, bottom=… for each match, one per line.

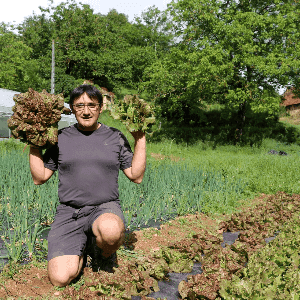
left=43, top=123, right=133, bottom=208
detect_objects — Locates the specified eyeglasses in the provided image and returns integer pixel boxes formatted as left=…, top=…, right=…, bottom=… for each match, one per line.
left=72, top=103, right=100, bottom=111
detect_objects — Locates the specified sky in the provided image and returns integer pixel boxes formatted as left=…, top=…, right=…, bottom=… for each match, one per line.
left=0, top=0, right=173, bottom=26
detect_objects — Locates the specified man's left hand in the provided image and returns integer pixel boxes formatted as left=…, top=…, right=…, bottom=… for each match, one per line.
left=130, top=130, right=145, bottom=140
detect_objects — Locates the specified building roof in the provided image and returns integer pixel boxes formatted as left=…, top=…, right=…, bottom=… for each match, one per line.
left=282, top=88, right=300, bottom=107
left=0, top=87, right=20, bottom=117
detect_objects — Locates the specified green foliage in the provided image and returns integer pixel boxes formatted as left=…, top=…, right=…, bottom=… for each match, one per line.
left=219, top=214, right=300, bottom=299
left=0, top=30, right=45, bottom=93
left=147, top=136, right=300, bottom=197
left=0, top=147, right=59, bottom=264
left=53, top=73, right=85, bottom=104
left=11, top=0, right=171, bottom=97
left=149, top=103, right=300, bottom=146
left=141, top=0, right=300, bottom=130
left=0, top=261, right=23, bottom=280
left=119, top=162, right=246, bottom=230
left=133, top=6, right=174, bottom=55
left=0, top=138, right=24, bottom=152
left=32, top=238, right=48, bottom=263
left=153, top=247, right=193, bottom=273
left=10, top=1, right=174, bottom=95
left=113, top=85, right=152, bottom=102
left=2, top=0, right=298, bottom=147
left=108, top=94, right=155, bottom=132
left=141, top=47, right=205, bottom=126
left=122, top=46, right=157, bottom=88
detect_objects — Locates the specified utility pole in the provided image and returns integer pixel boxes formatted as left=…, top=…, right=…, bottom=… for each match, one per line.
left=51, top=40, right=55, bottom=94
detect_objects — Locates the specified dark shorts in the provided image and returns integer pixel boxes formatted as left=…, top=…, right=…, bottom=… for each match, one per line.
left=47, top=200, right=126, bottom=261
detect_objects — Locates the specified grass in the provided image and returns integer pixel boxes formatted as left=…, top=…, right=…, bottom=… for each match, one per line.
left=113, top=86, right=152, bottom=102
left=280, top=108, right=300, bottom=125
left=147, top=137, right=300, bottom=195
left=142, top=228, right=161, bottom=239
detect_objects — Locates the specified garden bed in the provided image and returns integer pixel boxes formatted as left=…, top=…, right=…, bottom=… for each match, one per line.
left=0, top=191, right=299, bottom=299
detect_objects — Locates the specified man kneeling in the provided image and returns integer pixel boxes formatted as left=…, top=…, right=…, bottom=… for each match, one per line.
left=28, top=84, right=146, bottom=286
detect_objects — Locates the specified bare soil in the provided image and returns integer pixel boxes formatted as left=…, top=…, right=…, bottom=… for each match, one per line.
left=1, top=190, right=298, bottom=299
left=0, top=210, right=219, bottom=299
left=150, top=152, right=185, bottom=162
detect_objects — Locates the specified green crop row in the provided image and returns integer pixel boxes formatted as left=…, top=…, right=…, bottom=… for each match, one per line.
left=1, top=133, right=300, bottom=265
left=119, top=162, right=246, bottom=229
left=0, top=142, right=246, bottom=264
left=0, top=147, right=59, bottom=263
left=147, top=137, right=300, bottom=197
left=219, top=213, right=300, bottom=299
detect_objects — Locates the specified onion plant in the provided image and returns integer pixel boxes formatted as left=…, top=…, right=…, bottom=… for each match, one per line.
left=0, top=148, right=59, bottom=264
left=0, top=142, right=246, bottom=264
left=119, top=162, right=246, bottom=230
left=1, top=224, right=24, bottom=263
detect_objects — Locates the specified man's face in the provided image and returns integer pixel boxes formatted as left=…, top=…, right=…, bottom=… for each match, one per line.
left=70, top=92, right=103, bottom=131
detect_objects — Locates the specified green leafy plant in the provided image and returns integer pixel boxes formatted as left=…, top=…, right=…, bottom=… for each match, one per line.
left=219, top=214, right=300, bottom=299
left=108, top=94, right=155, bottom=133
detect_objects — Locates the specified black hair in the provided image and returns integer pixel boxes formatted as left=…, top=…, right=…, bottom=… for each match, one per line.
left=69, top=85, right=103, bottom=107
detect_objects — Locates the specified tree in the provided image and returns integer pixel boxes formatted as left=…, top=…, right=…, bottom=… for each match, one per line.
left=0, top=22, right=16, bottom=34
left=142, top=0, right=300, bottom=131
left=17, top=11, right=55, bottom=60
left=17, top=0, right=160, bottom=95
left=13, top=0, right=177, bottom=98
left=0, top=25, right=47, bottom=92
left=132, top=6, right=174, bottom=55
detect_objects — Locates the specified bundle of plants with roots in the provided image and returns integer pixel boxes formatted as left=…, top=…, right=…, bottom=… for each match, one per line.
left=7, top=88, right=71, bottom=150
left=108, top=94, right=156, bottom=134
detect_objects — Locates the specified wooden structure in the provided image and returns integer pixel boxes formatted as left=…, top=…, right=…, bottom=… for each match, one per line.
left=281, top=87, right=300, bottom=110
left=99, top=87, right=115, bottom=110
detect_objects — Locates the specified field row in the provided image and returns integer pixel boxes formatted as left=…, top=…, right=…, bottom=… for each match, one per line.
left=1, top=136, right=300, bottom=265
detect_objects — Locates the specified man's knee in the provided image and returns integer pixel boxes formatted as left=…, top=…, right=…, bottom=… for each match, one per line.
left=48, top=255, right=82, bottom=287
left=102, top=229, right=124, bottom=246
left=48, top=271, right=71, bottom=287
left=93, top=213, right=125, bottom=245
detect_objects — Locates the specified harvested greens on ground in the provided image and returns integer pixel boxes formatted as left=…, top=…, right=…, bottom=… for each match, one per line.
left=219, top=213, right=300, bottom=299
left=108, top=94, right=155, bottom=133
left=7, top=88, right=71, bottom=150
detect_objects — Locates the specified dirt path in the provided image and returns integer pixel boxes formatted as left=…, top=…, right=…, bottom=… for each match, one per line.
left=0, top=192, right=297, bottom=299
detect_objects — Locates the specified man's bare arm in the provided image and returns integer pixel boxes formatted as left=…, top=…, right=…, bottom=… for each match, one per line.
left=123, top=131, right=146, bottom=184
left=29, top=146, right=54, bottom=185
